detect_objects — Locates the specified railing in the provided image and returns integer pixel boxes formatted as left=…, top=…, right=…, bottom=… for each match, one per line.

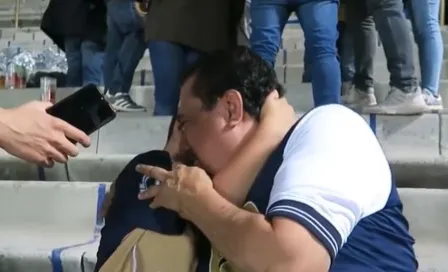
left=9, top=0, right=448, bottom=29
left=14, top=0, right=20, bottom=28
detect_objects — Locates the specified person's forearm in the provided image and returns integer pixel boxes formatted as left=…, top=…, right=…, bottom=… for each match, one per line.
left=182, top=186, right=286, bottom=272
left=213, top=128, right=279, bottom=206
left=0, top=108, right=9, bottom=149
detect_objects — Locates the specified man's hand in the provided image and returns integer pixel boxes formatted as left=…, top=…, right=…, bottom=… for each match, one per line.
left=0, top=101, right=90, bottom=167
left=260, top=90, right=297, bottom=142
left=136, top=164, right=212, bottom=218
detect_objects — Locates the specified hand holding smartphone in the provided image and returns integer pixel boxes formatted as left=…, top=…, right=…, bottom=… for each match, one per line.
left=46, top=84, right=117, bottom=138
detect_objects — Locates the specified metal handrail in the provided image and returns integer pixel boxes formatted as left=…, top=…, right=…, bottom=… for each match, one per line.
left=14, top=0, right=20, bottom=28
left=441, top=0, right=446, bottom=26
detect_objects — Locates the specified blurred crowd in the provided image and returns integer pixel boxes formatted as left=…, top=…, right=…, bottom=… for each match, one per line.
left=33, top=0, right=444, bottom=115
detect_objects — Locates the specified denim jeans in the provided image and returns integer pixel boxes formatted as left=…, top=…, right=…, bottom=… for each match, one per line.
left=250, top=0, right=341, bottom=106
left=352, top=0, right=418, bottom=92
left=103, top=0, right=146, bottom=95
left=148, top=41, right=203, bottom=116
left=345, top=0, right=376, bottom=91
left=302, top=21, right=354, bottom=84
left=406, top=0, right=443, bottom=95
left=65, top=37, right=104, bottom=87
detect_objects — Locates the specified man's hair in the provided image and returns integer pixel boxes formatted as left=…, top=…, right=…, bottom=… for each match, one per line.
left=181, top=46, right=285, bottom=121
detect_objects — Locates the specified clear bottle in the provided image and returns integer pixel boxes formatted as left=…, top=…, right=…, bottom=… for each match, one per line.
left=0, top=70, right=5, bottom=88
left=5, top=63, right=16, bottom=90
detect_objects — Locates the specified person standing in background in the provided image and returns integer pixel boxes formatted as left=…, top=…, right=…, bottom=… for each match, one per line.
left=103, top=0, right=147, bottom=112
left=342, top=0, right=377, bottom=107
left=143, top=0, right=245, bottom=116
left=41, top=0, right=107, bottom=87
left=250, top=0, right=341, bottom=107
left=405, top=0, right=444, bottom=111
left=343, top=0, right=428, bottom=114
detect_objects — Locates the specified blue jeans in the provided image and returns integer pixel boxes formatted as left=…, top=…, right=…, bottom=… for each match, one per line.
left=103, top=0, right=146, bottom=95
left=303, top=21, right=355, bottom=84
left=148, top=41, right=202, bottom=116
left=406, top=0, right=443, bottom=95
left=250, top=0, right=341, bottom=106
left=65, top=38, right=104, bottom=87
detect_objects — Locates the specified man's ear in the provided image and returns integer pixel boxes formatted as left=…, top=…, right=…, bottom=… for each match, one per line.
left=222, top=89, right=244, bottom=127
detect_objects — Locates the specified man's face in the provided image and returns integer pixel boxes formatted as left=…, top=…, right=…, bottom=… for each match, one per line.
left=177, top=76, right=253, bottom=174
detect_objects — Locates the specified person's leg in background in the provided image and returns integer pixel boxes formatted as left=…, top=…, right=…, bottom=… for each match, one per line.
left=81, top=40, right=105, bottom=86
left=64, top=37, right=83, bottom=87
left=149, top=41, right=203, bottom=116
left=338, top=1, right=355, bottom=97
left=408, top=0, right=443, bottom=111
left=238, top=0, right=252, bottom=45
left=366, top=0, right=427, bottom=114
left=302, top=49, right=312, bottom=83
left=103, top=15, right=122, bottom=96
left=105, top=0, right=147, bottom=112
left=343, top=0, right=377, bottom=107
left=338, top=21, right=355, bottom=97
left=250, top=0, right=291, bottom=67
left=297, top=0, right=341, bottom=106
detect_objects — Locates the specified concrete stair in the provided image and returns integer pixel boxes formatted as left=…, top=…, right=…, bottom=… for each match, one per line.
left=0, top=105, right=445, bottom=187
left=0, top=181, right=445, bottom=272
left=3, top=81, right=448, bottom=112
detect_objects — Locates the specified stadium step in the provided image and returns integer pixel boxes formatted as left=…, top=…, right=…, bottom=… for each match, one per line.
left=0, top=181, right=107, bottom=272
left=131, top=58, right=448, bottom=86
left=0, top=181, right=445, bottom=272
left=2, top=81, right=448, bottom=112
left=0, top=107, right=447, bottom=187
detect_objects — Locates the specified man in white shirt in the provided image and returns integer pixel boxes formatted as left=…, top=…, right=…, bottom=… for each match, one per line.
left=137, top=46, right=418, bottom=271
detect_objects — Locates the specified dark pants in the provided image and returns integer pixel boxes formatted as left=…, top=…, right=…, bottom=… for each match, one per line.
left=65, top=38, right=104, bottom=87
left=338, top=22, right=355, bottom=83
left=250, top=0, right=341, bottom=106
left=345, top=1, right=376, bottom=91
left=103, top=0, right=146, bottom=95
left=148, top=41, right=202, bottom=116
left=346, top=0, right=418, bottom=92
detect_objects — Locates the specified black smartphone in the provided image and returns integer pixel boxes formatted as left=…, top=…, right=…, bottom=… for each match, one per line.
left=46, top=84, right=116, bottom=136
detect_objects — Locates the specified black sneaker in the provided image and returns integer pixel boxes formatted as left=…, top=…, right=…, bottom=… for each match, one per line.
left=105, top=92, right=147, bottom=112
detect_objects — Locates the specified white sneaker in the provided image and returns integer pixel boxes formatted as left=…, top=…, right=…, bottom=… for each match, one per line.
left=422, top=88, right=443, bottom=112
left=344, top=87, right=377, bottom=107
left=367, top=87, right=428, bottom=115
left=341, top=81, right=353, bottom=98
left=105, top=91, right=147, bottom=112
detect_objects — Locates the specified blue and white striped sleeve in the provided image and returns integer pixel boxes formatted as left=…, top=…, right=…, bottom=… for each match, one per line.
left=265, top=105, right=392, bottom=260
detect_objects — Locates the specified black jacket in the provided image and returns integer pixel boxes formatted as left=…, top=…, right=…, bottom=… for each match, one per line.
left=144, top=0, right=245, bottom=53
left=94, top=150, right=186, bottom=271
left=40, top=0, right=107, bottom=51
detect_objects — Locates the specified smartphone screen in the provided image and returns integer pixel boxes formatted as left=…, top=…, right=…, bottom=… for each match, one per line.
left=46, top=84, right=116, bottom=135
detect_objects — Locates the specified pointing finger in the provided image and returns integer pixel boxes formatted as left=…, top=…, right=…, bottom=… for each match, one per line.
left=136, top=165, right=172, bottom=182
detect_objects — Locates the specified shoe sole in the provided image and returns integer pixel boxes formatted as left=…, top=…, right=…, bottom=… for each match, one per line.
left=111, top=104, right=147, bottom=112
left=363, top=104, right=429, bottom=115
left=426, top=105, right=444, bottom=112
